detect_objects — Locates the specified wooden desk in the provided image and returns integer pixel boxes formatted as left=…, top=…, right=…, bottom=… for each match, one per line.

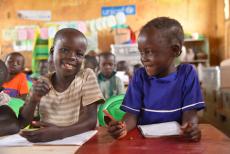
left=0, top=145, right=79, bottom=154
left=76, top=124, right=230, bottom=154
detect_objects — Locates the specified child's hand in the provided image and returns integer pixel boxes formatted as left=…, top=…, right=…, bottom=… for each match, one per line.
left=20, top=122, right=62, bottom=142
left=107, top=121, right=127, bottom=139
left=181, top=122, right=201, bottom=142
left=29, top=78, right=51, bottom=103
left=30, top=120, right=55, bottom=128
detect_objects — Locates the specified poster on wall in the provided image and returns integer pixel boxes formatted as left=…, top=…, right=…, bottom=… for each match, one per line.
left=12, top=27, right=37, bottom=52
left=17, top=10, right=51, bottom=21
left=101, top=5, right=136, bottom=16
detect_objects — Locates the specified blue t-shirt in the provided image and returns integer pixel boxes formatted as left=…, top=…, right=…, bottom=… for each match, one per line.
left=120, top=64, right=205, bottom=125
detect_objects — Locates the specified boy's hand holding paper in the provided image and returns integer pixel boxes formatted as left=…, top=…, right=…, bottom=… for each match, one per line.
left=181, top=122, right=201, bottom=142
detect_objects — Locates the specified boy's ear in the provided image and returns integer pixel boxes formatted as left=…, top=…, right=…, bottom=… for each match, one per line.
left=171, top=43, right=181, bottom=57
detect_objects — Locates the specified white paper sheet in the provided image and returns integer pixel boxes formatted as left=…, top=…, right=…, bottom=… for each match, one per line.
left=138, top=121, right=181, bottom=138
left=0, top=130, right=97, bottom=147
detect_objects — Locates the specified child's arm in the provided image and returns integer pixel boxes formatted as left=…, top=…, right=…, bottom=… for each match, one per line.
left=0, top=105, right=20, bottom=136
left=18, top=78, right=50, bottom=128
left=181, top=110, right=201, bottom=142
left=108, top=112, right=137, bottom=139
left=20, top=102, right=99, bottom=142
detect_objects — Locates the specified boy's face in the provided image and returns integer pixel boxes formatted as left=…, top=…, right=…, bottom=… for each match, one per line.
left=117, top=62, right=129, bottom=72
left=53, top=33, right=87, bottom=77
left=84, top=61, right=96, bottom=71
left=138, top=29, right=175, bottom=77
left=5, top=54, right=24, bottom=75
left=99, top=55, right=115, bottom=78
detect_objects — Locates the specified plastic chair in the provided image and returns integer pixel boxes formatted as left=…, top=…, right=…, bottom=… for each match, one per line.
left=98, top=94, right=126, bottom=126
left=7, top=98, right=24, bottom=117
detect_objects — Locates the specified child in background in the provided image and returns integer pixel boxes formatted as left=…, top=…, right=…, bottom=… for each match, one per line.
left=18, top=28, right=104, bottom=142
left=39, top=60, right=49, bottom=76
left=108, top=17, right=205, bottom=142
left=98, top=52, right=125, bottom=99
left=116, top=60, right=132, bottom=85
left=3, top=52, right=28, bottom=100
left=48, top=54, right=55, bottom=73
left=0, top=60, right=20, bottom=136
left=30, top=60, right=49, bottom=81
left=84, top=54, right=98, bottom=73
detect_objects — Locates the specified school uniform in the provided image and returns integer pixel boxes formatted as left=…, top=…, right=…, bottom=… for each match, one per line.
left=37, top=68, right=104, bottom=127
left=121, top=64, right=205, bottom=125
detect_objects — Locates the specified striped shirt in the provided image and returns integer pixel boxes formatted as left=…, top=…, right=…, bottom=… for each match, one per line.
left=38, top=68, right=104, bottom=126
left=121, top=64, right=205, bottom=125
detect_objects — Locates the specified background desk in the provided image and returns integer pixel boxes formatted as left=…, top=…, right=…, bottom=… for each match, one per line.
left=76, top=124, right=230, bottom=154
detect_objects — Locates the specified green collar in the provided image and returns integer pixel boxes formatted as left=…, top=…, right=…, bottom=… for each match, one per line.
left=98, top=71, right=116, bottom=81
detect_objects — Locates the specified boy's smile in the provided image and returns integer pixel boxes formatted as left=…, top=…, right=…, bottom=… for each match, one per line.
left=52, top=32, right=87, bottom=78
left=63, top=63, right=75, bottom=70
left=61, top=59, right=78, bottom=71
left=138, top=29, right=176, bottom=77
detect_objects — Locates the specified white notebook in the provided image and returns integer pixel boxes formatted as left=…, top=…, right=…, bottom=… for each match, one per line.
left=0, top=130, right=97, bottom=147
left=138, top=121, right=181, bottom=138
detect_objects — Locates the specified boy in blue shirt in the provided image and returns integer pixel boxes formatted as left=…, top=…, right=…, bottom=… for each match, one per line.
left=108, top=17, right=205, bottom=142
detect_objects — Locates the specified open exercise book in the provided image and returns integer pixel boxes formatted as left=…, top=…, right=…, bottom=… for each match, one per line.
left=138, top=121, right=181, bottom=138
left=0, top=130, right=97, bottom=147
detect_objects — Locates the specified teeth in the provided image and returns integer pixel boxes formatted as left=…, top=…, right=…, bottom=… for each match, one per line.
left=64, top=63, right=74, bottom=69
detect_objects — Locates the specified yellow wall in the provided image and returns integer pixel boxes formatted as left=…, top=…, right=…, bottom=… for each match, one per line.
left=0, top=0, right=226, bottom=65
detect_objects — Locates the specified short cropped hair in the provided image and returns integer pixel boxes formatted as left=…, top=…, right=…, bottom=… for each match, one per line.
left=98, top=52, right=116, bottom=63
left=53, top=28, right=87, bottom=47
left=140, top=17, right=184, bottom=47
left=85, top=55, right=98, bottom=67
left=4, top=52, right=25, bottom=66
left=117, top=60, right=129, bottom=71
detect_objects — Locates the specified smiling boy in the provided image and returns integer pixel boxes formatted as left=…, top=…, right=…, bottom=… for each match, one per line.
left=18, top=28, right=104, bottom=142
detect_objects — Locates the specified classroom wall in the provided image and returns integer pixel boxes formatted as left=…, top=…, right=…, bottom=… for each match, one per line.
left=0, top=0, right=226, bottom=66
